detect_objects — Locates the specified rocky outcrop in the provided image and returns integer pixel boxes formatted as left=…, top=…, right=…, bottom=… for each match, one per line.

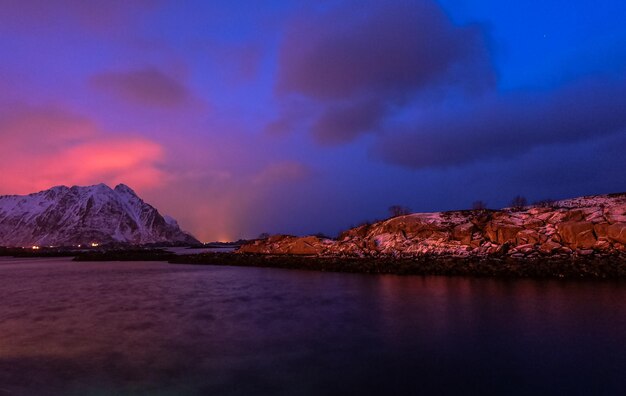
left=608, top=223, right=626, bottom=244
left=238, top=192, right=626, bottom=259
left=0, top=184, right=199, bottom=247
left=557, top=221, right=596, bottom=249
left=240, top=235, right=329, bottom=255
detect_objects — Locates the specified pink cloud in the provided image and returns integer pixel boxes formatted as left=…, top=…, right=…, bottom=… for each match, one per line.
left=0, top=104, right=166, bottom=194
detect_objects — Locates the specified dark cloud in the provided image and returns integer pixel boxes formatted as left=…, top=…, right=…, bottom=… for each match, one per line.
left=312, top=99, right=386, bottom=145
left=272, top=0, right=493, bottom=144
left=277, top=0, right=490, bottom=99
left=372, top=78, right=626, bottom=169
left=90, top=67, right=191, bottom=108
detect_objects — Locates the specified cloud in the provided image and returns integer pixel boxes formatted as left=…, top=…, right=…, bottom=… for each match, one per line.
left=311, top=98, right=386, bottom=145
left=277, top=0, right=489, bottom=100
left=372, top=78, right=626, bottom=169
left=0, top=104, right=166, bottom=194
left=90, top=67, right=191, bottom=108
left=271, top=0, right=493, bottom=144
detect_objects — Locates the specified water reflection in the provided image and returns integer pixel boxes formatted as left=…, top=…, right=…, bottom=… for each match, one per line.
left=0, top=258, right=625, bottom=395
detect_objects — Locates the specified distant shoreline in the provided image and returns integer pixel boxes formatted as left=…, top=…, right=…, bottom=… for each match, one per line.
left=3, top=246, right=626, bottom=279
left=66, top=250, right=626, bottom=279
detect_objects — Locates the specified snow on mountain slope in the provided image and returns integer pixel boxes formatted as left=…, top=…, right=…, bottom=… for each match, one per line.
left=0, top=184, right=199, bottom=247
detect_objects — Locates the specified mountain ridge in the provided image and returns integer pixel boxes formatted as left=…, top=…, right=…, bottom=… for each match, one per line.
left=0, top=183, right=199, bottom=247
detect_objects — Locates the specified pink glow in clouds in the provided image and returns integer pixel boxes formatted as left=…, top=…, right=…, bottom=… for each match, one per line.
left=0, top=105, right=166, bottom=194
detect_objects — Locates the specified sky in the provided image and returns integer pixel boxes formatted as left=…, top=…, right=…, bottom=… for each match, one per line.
left=0, top=0, right=625, bottom=242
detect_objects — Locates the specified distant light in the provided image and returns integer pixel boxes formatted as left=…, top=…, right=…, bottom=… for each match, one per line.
left=32, top=246, right=40, bottom=250
left=77, top=244, right=82, bottom=248
left=90, top=242, right=99, bottom=247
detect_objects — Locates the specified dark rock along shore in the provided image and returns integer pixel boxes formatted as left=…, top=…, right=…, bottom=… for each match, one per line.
left=239, top=192, right=626, bottom=261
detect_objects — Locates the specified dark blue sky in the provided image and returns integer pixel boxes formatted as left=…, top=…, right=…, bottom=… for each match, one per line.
left=0, top=0, right=625, bottom=241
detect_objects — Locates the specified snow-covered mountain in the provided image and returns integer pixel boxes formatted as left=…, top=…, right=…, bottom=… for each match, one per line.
left=0, top=184, right=199, bottom=247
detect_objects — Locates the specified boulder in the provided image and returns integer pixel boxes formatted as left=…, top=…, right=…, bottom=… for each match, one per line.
left=605, top=204, right=626, bottom=215
left=484, top=223, right=522, bottom=244
left=607, top=223, right=626, bottom=244
left=539, top=240, right=562, bottom=254
left=380, top=215, right=442, bottom=236
left=584, top=208, right=605, bottom=223
left=284, top=236, right=325, bottom=255
left=605, top=204, right=626, bottom=223
left=497, top=225, right=523, bottom=244
left=452, top=223, right=474, bottom=245
left=515, top=244, right=536, bottom=254
left=607, top=214, right=626, bottom=224
left=527, top=207, right=552, bottom=216
left=470, top=238, right=483, bottom=248
left=563, top=210, right=585, bottom=222
left=536, top=211, right=556, bottom=222
left=594, top=223, right=609, bottom=239
left=547, top=209, right=589, bottom=224
left=557, top=221, right=596, bottom=249
left=483, top=223, right=498, bottom=243
left=594, top=240, right=611, bottom=250
left=239, top=242, right=267, bottom=254
left=516, top=229, right=540, bottom=245
left=523, top=218, right=544, bottom=229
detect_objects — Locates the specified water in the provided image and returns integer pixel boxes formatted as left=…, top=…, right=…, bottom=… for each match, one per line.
left=1, top=257, right=625, bottom=395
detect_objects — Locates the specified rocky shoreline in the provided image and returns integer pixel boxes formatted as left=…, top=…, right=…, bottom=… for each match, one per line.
left=239, top=193, right=626, bottom=262
left=63, top=249, right=626, bottom=279
left=171, top=252, right=626, bottom=279
left=61, top=249, right=626, bottom=279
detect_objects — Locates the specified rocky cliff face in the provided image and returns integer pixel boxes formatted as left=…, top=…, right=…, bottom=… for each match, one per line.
left=239, top=192, right=626, bottom=258
left=0, top=184, right=199, bottom=247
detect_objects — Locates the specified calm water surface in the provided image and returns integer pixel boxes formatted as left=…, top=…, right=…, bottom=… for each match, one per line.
left=0, top=257, right=625, bottom=395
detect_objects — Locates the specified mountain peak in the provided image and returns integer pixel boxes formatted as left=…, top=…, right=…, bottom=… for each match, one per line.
left=114, top=183, right=137, bottom=196
left=0, top=184, right=199, bottom=247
